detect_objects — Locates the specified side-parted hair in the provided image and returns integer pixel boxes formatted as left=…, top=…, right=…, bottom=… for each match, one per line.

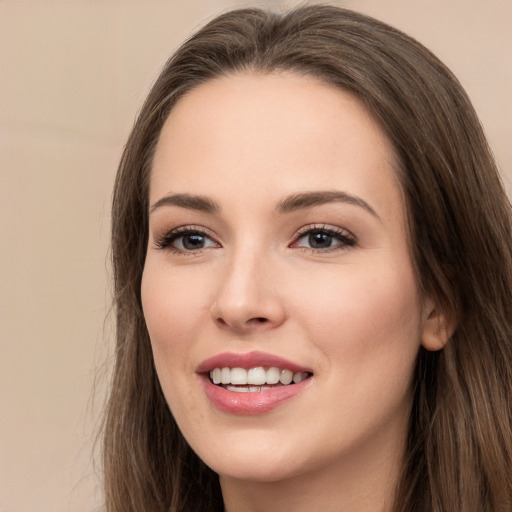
left=104, top=5, right=512, bottom=511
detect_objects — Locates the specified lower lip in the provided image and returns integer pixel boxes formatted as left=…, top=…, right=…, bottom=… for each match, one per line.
left=201, top=376, right=312, bottom=415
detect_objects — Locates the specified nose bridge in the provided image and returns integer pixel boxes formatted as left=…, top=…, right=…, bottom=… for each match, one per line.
left=212, top=239, right=284, bottom=330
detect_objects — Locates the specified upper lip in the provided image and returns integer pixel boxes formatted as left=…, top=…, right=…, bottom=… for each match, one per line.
left=196, top=351, right=312, bottom=374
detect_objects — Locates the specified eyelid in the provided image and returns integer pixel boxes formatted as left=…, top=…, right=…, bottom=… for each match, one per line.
left=289, top=224, right=356, bottom=251
left=153, top=225, right=221, bottom=253
left=294, top=223, right=355, bottom=238
left=152, top=223, right=355, bottom=254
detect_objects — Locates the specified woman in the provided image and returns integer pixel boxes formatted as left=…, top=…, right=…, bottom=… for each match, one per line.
left=103, top=5, right=512, bottom=511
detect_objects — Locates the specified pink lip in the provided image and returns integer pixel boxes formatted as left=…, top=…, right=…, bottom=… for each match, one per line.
left=197, top=351, right=313, bottom=416
left=200, top=377, right=311, bottom=415
left=196, top=351, right=311, bottom=373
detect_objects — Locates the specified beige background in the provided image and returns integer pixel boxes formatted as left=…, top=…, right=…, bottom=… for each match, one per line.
left=0, top=1, right=510, bottom=511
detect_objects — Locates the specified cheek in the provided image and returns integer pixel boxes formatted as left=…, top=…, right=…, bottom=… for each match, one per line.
left=293, top=264, right=422, bottom=447
left=141, top=266, right=205, bottom=372
left=294, top=263, right=422, bottom=371
left=141, top=267, right=209, bottom=421
left=142, top=262, right=210, bottom=332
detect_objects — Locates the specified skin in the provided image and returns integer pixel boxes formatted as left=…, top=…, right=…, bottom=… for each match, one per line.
left=141, top=72, right=445, bottom=512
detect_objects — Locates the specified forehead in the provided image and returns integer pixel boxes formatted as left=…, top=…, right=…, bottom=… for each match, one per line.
left=155, top=71, right=396, bottom=161
left=150, top=72, right=403, bottom=220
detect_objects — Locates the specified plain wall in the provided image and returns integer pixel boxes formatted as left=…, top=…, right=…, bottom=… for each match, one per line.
left=0, top=1, right=510, bottom=510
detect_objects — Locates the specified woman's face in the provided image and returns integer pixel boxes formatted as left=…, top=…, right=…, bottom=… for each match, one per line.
left=142, top=73, right=430, bottom=484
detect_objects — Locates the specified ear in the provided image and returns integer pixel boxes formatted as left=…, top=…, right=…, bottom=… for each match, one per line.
left=420, top=297, right=457, bottom=351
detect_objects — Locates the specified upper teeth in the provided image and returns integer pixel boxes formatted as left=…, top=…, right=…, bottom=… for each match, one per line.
left=209, top=367, right=309, bottom=386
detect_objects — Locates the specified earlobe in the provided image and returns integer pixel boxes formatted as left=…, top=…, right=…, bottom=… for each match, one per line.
left=420, top=298, right=457, bottom=351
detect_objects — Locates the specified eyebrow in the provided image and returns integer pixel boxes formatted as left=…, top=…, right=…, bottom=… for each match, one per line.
left=150, top=190, right=379, bottom=219
left=150, top=193, right=220, bottom=214
left=276, top=190, right=380, bottom=219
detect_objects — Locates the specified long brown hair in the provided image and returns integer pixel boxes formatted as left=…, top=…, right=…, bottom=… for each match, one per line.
left=104, top=5, right=512, bottom=511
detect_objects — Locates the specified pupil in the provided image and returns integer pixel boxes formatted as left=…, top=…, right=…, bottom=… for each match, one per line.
left=309, top=231, right=332, bottom=248
left=183, top=234, right=205, bottom=250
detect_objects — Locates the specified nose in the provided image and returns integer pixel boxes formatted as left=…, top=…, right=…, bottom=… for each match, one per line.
left=211, top=249, right=286, bottom=333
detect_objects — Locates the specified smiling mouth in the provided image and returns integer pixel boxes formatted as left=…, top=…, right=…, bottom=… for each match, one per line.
left=209, top=366, right=313, bottom=393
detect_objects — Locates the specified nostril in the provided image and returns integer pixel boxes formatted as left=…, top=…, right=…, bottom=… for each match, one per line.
left=213, top=309, right=274, bottom=329
left=245, top=317, right=269, bottom=326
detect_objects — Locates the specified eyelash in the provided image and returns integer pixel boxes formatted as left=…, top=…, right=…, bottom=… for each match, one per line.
left=291, top=224, right=356, bottom=252
left=154, top=224, right=356, bottom=254
left=154, top=226, right=220, bottom=254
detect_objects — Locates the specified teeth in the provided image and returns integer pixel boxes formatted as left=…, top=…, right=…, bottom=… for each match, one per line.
left=221, top=367, right=231, bottom=385
left=226, top=385, right=248, bottom=393
left=266, top=367, right=280, bottom=384
left=230, top=367, right=247, bottom=385
left=280, top=369, right=293, bottom=385
left=212, top=368, right=222, bottom=384
left=209, top=366, right=309, bottom=388
left=293, top=372, right=305, bottom=384
left=247, top=367, right=266, bottom=385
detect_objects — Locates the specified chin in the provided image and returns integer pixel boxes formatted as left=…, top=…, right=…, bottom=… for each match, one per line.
left=196, top=435, right=308, bottom=484
left=214, top=459, right=304, bottom=484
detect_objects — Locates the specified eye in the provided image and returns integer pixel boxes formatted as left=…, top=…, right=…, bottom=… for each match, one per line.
left=291, top=226, right=356, bottom=252
left=155, top=227, right=220, bottom=253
